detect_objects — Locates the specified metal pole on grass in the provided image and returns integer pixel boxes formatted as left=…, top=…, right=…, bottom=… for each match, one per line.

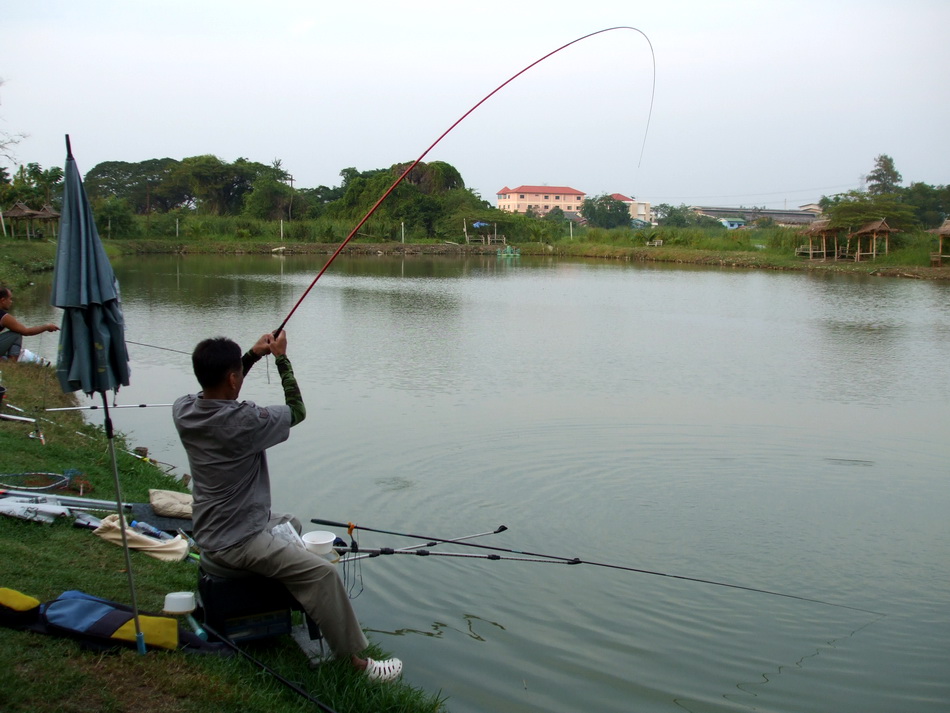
left=101, top=393, right=146, bottom=655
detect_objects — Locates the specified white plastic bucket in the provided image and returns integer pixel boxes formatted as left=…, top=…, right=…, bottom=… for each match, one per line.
left=163, top=591, right=196, bottom=614
left=302, top=530, right=336, bottom=555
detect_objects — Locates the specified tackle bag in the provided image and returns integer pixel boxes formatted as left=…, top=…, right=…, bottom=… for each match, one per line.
left=0, top=587, right=41, bottom=629
left=1, top=588, right=229, bottom=654
left=41, top=590, right=181, bottom=650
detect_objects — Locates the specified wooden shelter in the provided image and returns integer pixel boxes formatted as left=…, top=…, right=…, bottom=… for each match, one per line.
left=846, top=218, right=895, bottom=262
left=796, top=218, right=838, bottom=259
left=35, top=204, right=61, bottom=239
left=1, top=202, right=41, bottom=239
left=0, top=202, right=60, bottom=240
left=929, top=219, right=950, bottom=266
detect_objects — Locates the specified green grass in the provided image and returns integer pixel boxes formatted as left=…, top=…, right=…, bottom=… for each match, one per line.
left=0, top=242, right=58, bottom=289
left=0, top=362, right=446, bottom=713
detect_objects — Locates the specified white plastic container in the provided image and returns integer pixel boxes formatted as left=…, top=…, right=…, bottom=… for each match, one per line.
left=302, top=530, right=336, bottom=554
left=302, top=530, right=339, bottom=563
left=163, top=591, right=196, bottom=614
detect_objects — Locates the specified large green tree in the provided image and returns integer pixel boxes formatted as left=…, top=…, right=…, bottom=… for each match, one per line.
left=85, top=158, right=182, bottom=213
left=820, top=190, right=917, bottom=230
left=653, top=203, right=691, bottom=227
left=26, top=163, right=64, bottom=205
left=296, top=183, right=346, bottom=219
left=901, top=181, right=948, bottom=229
left=820, top=154, right=946, bottom=230
left=653, top=203, right=723, bottom=228
left=173, top=155, right=270, bottom=215
left=243, top=159, right=296, bottom=220
left=581, top=194, right=631, bottom=228
left=866, top=154, right=902, bottom=195
left=1, top=162, right=63, bottom=208
left=393, top=160, right=464, bottom=194
left=244, top=176, right=293, bottom=220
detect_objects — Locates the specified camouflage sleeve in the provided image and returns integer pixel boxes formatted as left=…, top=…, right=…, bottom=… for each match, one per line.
left=275, top=354, right=306, bottom=426
left=242, top=350, right=262, bottom=376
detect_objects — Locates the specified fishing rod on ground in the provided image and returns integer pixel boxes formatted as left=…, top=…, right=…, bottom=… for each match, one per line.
left=6, top=401, right=178, bottom=473
left=200, top=622, right=339, bottom=713
left=272, top=26, right=655, bottom=337
left=314, top=518, right=885, bottom=616
left=45, top=403, right=173, bottom=411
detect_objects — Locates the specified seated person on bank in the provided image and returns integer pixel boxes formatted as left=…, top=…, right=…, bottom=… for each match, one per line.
left=0, top=287, right=59, bottom=361
left=172, top=329, right=402, bottom=682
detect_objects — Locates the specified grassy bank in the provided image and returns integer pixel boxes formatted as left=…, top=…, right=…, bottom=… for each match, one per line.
left=0, top=363, right=445, bottom=713
left=0, top=242, right=59, bottom=289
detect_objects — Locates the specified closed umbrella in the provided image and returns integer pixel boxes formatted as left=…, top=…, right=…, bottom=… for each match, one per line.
left=51, top=135, right=145, bottom=654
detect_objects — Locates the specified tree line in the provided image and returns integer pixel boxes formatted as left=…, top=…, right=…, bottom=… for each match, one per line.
left=3, top=145, right=944, bottom=240
left=0, top=149, right=644, bottom=239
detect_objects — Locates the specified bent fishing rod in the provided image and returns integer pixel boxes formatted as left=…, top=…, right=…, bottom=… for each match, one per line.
left=273, top=26, right=655, bottom=336
left=314, top=518, right=885, bottom=616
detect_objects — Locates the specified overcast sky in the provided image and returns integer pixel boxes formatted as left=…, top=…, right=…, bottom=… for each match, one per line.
left=3, top=0, right=948, bottom=210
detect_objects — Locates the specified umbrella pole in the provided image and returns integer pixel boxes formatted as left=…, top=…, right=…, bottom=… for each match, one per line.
left=100, top=392, right=147, bottom=655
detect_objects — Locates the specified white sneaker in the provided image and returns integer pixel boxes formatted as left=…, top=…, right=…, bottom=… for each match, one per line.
left=364, top=657, right=403, bottom=682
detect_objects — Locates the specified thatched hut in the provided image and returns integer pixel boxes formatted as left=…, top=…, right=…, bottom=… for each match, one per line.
left=847, top=218, right=896, bottom=262
left=928, top=218, right=950, bottom=266
left=1, top=202, right=42, bottom=239
left=35, top=204, right=61, bottom=239
left=796, top=218, right=837, bottom=259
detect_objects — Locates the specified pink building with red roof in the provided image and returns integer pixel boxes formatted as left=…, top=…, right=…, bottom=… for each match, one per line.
left=496, top=185, right=586, bottom=216
left=496, top=186, right=652, bottom=223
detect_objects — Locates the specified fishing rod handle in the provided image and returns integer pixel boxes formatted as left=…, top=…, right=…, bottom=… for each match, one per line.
left=311, top=518, right=351, bottom=529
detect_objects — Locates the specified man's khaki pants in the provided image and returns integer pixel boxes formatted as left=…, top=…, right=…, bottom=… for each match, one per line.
left=206, top=514, right=369, bottom=656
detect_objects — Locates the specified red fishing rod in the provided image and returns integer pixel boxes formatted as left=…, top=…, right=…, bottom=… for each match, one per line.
left=274, top=26, right=655, bottom=335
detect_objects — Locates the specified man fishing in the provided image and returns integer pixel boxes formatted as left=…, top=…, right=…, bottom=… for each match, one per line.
left=0, top=286, right=59, bottom=361
left=172, top=329, right=402, bottom=682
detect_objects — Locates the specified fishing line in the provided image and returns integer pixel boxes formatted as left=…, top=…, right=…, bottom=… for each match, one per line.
left=127, top=338, right=277, bottom=384
left=125, top=340, right=190, bottom=356
left=274, top=26, right=655, bottom=334
left=314, top=519, right=885, bottom=616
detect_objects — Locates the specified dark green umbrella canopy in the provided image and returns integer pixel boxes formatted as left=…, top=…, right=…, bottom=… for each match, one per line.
left=51, top=136, right=131, bottom=396
left=50, top=136, right=145, bottom=653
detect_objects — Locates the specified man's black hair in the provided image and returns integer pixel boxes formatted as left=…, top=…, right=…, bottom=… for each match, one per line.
left=192, top=337, right=242, bottom=389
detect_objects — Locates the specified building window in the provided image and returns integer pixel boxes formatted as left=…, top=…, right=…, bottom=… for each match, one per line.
left=544, top=195, right=550, bottom=200
left=555, top=195, right=560, bottom=200
left=519, top=194, right=525, bottom=199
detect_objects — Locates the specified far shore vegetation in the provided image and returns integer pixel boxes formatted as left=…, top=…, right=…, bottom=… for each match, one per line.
left=3, top=153, right=947, bottom=285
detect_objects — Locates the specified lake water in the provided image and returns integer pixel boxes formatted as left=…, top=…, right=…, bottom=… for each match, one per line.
left=16, top=254, right=950, bottom=713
